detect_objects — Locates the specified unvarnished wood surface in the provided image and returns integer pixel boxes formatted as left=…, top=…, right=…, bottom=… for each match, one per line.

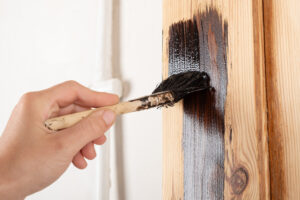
left=264, top=0, right=300, bottom=199
left=163, top=0, right=269, bottom=199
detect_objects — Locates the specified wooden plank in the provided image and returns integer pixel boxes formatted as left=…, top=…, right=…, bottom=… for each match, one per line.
left=264, top=0, right=300, bottom=199
left=162, top=1, right=269, bottom=199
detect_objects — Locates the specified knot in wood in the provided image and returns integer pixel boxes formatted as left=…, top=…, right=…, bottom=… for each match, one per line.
left=230, top=167, right=249, bottom=195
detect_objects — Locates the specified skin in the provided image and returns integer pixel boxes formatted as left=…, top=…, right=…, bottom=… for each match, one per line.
left=0, top=81, right=119, bottom=200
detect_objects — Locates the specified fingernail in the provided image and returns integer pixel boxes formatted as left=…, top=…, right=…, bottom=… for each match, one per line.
left=102, top=110, right=116, bottom=126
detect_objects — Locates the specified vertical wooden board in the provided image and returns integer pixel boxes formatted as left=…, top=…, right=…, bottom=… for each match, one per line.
left=162, top=0, right=269, bottom=199
left=264, top=0, right=300, bottom=199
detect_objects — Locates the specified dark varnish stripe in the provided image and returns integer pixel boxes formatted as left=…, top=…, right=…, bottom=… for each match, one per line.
left=168, top=8, right=228, bottom=200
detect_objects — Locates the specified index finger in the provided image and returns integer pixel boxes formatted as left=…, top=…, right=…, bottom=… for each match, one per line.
left=42, top=81, right=119, bottom=108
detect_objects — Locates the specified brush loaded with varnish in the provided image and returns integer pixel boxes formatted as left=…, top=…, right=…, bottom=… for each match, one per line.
left=45, top=71, right=210, bottom=131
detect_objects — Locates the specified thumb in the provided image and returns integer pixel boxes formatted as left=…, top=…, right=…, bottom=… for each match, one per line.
left=58, top=109, right=116, bottom=152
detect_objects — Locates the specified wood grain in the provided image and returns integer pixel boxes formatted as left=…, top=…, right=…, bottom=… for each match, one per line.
left=252, top=0, right=270, bottom=199
left=264, top=0, right=300, bottom=199
left=162, top=0, right=270, bottom=199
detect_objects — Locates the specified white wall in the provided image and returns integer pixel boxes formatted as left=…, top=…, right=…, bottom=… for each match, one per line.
left=115, top=0, right=162, bottom=199
left=0, top=0, right=162, bottom=199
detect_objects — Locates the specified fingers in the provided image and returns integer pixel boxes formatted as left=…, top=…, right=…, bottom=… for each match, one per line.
left=93, top=135, right=107, bottom=145
left=81, top=142, right=96, bottom=160
left=80, top=136, right=107, bottom=160
left=79, top=136, right=107, bottom=160
left=58, top=109, right=116, bottom=154
left=75, top=137, right=107, bottom=168
left=72, top=152, right=87, bottom=169
left=57, top=104, right=90, bottom=116
left=42, top=81, right=119, bottom=108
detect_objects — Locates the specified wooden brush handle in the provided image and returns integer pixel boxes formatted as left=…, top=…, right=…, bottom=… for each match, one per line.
left=44, top=100, right=142, bottom=131
left=45, top=91, right=174, bottom=131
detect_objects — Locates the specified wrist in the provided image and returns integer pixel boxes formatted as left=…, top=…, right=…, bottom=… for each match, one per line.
left=0, top=140, right=25, bottom=200
left=0, top=181, right=25, bottom=200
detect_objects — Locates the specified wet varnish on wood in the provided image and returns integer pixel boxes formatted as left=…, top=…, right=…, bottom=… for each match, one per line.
left=168, top=9, right=228, bottom=200
left=162, top=0, right=269, bottom=199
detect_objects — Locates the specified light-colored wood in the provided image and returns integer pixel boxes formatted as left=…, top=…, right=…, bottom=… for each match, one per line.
left=162, top=104, right=184, bottom=199
left=162, top=2, right=185, bottom=199
left=162, top=0, right=269, bottom=199
left=264, top=0, right=300, bottom=199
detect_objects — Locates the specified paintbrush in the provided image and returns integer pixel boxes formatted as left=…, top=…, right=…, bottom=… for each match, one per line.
left=44, top=71, right=210, bottom=131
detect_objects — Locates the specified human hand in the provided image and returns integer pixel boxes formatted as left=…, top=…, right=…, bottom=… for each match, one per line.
left=0, top=81, right=119, bottom=200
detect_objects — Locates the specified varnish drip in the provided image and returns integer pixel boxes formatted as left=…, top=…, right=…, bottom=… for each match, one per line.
left=168, top=8, right=228, bottom=200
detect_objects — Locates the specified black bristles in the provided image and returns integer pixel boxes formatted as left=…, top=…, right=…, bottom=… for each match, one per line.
left=152, top=71, right=210, bottom=104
